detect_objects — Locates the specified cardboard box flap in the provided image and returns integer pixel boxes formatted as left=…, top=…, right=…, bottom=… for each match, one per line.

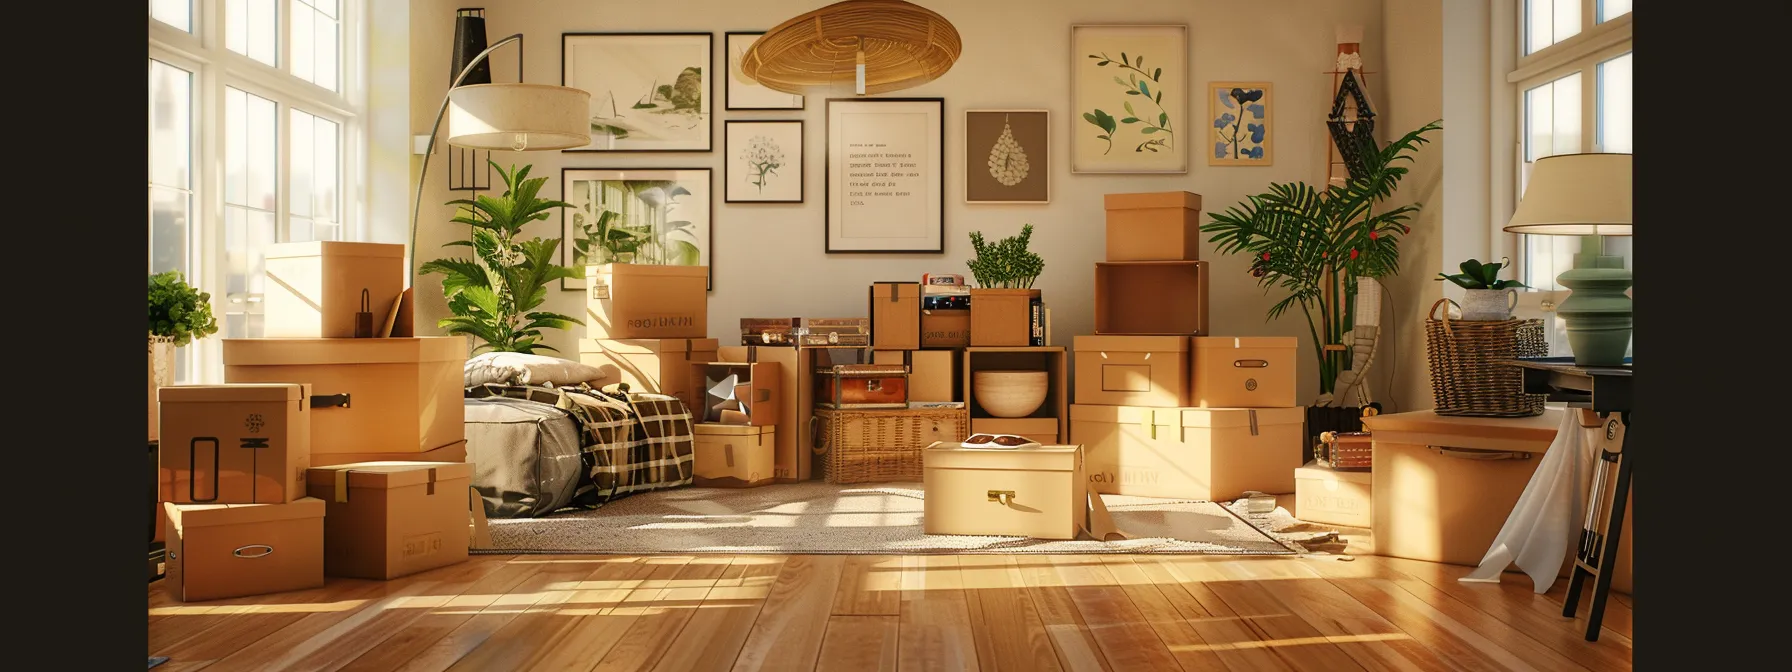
left=1295, top=461, right=1372, bottom=485
left=1068, top=403, right=1154, bottom=425
left=159, top=383, right=308, bottom=403
left=588, top=264, right=709, bottom=280
left=1191, top=336, right=1298, bottom=350
left=1103, top=191, right=1202, bottom=211
left=1073, top=335, right=1188, bottom=353
left=924, top=442, right=1080, bottom=472
left=693, top=423, right=775, bottom=437
left=690, top=361, right=782, bottom=426
left=264, top=241, right=405, bottom=260
left=222, top=336, right=468, bottom=366
left=165, top=497, right=326, bottom=530
left=583, top=338, right=720, bottom=356
left=305, top=461, right=476, bottom=492
left=871, top=282, right=921, bottom=300
left=1362, top=408, right=1563, bottom=449
left=1176, top=407, right=1305, bottom=429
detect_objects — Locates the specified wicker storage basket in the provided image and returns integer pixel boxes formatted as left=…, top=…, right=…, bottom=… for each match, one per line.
left=812, top=407, right=968, bottom=484
left=1424, top=299, right=1548, bottom=417
left=1317, top=431, right=1373, bottom=471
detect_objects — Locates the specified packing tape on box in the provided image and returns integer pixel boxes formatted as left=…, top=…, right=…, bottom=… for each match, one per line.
left=334, top=469, right=351, bottom=502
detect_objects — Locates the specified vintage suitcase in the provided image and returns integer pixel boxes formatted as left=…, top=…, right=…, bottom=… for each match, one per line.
left=816, top=364, right=910, bottom=410
left=741, top=318, right=802, bottom=347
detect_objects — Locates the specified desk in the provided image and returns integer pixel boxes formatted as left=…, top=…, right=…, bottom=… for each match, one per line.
left=1509, top=357, right=1631, bottom=642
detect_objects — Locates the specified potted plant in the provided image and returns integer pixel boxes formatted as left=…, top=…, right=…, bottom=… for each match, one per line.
left=966, top=224, right=1044, bottom=346
left=1437, top=257, right=1527, bottom=320
left=421, top=161, right=584, bottom=353
left=148, top=270, right=220, bottom=438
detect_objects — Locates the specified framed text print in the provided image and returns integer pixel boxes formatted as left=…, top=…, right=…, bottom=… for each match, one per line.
left=825, top=98, right=944, bottom=253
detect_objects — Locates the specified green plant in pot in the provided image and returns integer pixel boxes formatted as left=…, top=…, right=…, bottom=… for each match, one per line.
left=1437, top=257, right=1527, bottom=321
left=965, top=224, right=1044, bottom=347
left=422, top=161, right=583, bottom=354
left=148, top=270, right=220, bottom=437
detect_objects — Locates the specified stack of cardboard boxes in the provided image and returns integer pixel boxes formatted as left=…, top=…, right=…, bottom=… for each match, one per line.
left=1070, top=193, right=1306, bottom=502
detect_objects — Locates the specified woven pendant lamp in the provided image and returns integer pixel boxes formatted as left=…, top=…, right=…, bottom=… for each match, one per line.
left=743, top=0, right=961, bottom=96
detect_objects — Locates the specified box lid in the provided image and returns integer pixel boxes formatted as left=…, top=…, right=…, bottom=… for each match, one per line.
left=1191, top=336, right=1298, bottom=350
left=923, top=441, right=1080, bottom=471
left=305, top=461, right=475, bottom=491
left=582, top=338, right=720, bottom=355
left=1176, top=407, right=1305, bottom=428
left=693, top=423, right=775, bottom=437
left=1069, top=403, right=1155, bottom=425
left=1362, top=409, right=1562, bottom=450
left=223, top=337, right=468, bottom=366
left=1295, top=460, right=1371, bottom=484
left=159, top=383, right=308, bottom=404
left=1103, top=191, right=1202, bottom=211
left=264, top=241, right=405, bottom=260
left=1074, top=335, right=1188, bottom=353
left=164, top=497, right=325, bottom=530
left=588, top=264, right=709, bottom=279
left=871, top=282, right=921, bottom=300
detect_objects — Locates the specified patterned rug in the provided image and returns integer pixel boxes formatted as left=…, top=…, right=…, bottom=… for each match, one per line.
left=479, top=481, right=1300, bottom=555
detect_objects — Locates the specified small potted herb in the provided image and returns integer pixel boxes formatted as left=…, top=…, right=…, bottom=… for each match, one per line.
left=1437, top=257, right=1528, bottom=320
left=966, top=224, right=1045, bottom=346
left=148, top=271, right=220, bottom=436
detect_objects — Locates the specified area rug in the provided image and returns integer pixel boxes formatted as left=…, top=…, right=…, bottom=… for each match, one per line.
left=479, top=481, right=1298, bottom=555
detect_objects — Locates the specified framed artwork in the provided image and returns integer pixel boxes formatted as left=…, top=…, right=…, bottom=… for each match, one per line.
left=1070, top=24, right=1189, bottom=173
left=725, top=120, right=804, bottom=203
left=825, top=98, right=944, bottom=253
left=725, top=32, right=804, bottom=110
left=1209, top=82, right=1273, bottom=166
left=965, top=110, right=1049, bottom=204
left=561, top=33, right=713, bottom=152
left=560, top=168, right=713, bottom=290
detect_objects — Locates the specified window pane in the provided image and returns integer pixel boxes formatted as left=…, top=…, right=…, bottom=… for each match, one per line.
left=1600, top=0, right=1632, bottom=22
left=290, top=109, right=341, bottom=242
left=1598, top=52, right=1632, bottom=153
left=150, top=187, right=190, bottom=276
left=227, top=0, right=278, bottom=66
left=1525, top=0, right=1582, bottom=55
left=150, top=0, right=190, bottom=32
left=149, top=61, right=191, bottom=191
left=315, top=117, right=339, bottom=223
left=291, top=3, right=314, bottom=83
left=248, top=94, right=277, bottom=211
left=291, top=0, right=341, bottom=92
left=291, top=110, right=314, bottom=218
left=223, top=207, right=275, bottom=338
left=1524, top=72, right=1582, bottom=164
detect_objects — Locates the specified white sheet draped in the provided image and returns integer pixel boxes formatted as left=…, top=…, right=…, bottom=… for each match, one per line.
left=1459, top=409, right=1591, bottom=593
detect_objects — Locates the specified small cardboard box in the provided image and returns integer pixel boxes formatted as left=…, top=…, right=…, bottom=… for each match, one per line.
left=693, top=424, right=776, bottom=487
left=162, top=497, right=325, bottom=602
left=158, top=384, right=312, bottom=505
left=717, top=346, right=810, bottom=481
left=306, top=461, right=473, bottom=580
left=1071, top=405, right=1304, bottom=501
left=1103, top=192, right=1203, bottom=262
left=1190, top=337, right=1298, bottom=408
left=921, top=308, right=971, bottom=348
left=222, top=337, right=467, bottom=455
left=689, top=361, right=782, bottom=425
left=263, top=241, right=405, bottom=338
left=586, top=264, right=708, bottom=339
left=869, top=282, right=922, bottom=350
left=873, top=349, right=957, bottom=402
left=1095, top=261, right=1209, bottom=335
left=923, top=443, right=1086, bottom=540
left=1073, top=335, right=1189, bottom=407
left=1295, top=461, right=1372, bottom=528
left=309, top=440, right=468, bottom=468
left=970, top=417, right=1059, bottom=445
left=969, top=288, right=1040, bottom=347
left=580, top=338, right=720, bottom=411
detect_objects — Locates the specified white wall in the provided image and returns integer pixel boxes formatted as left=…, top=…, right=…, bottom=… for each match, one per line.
left=1376, top=0, right=1443, bottom=412
left=406, top=0, right=1393, bottom=400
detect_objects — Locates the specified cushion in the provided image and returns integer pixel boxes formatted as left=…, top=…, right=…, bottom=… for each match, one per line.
left=464, top=352, right=610, bottom=388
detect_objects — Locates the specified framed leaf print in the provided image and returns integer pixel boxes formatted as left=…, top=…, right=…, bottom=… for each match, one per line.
left=965, top=110, right=1049, bottom=204
left=1070, top=24, right=1189, bottom=173
left=560, top=168, right=713, bottom=290
left=1209, top=82, right=1273, bottom=166
left=562, top=33, right=713, bottom=152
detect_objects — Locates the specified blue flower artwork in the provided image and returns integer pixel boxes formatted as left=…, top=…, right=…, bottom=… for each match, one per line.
left=1209, top=83, right=1272, bottom=165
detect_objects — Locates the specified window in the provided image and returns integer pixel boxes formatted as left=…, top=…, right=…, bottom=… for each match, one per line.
left=151, top=0, right=190, bottom=32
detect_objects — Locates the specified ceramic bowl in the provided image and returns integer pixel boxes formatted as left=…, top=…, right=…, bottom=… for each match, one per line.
left=973, top=370, right=1049, bottom=418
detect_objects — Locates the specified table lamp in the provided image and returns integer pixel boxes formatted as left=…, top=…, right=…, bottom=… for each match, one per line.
left=1502, top=153, right=1632, bottom=367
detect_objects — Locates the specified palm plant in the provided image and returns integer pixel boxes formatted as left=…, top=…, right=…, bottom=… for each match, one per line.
left=1201, top=120, right=1442, bottom=396
left=421, top=161, right=583, bottom=354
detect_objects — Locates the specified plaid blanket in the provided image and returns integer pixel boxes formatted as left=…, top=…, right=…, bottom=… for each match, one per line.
left=466, top=383, right=694, bottom=508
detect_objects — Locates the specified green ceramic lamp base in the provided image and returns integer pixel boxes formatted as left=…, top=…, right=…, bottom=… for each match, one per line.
left=1556, top=251, right=1632, bottom=367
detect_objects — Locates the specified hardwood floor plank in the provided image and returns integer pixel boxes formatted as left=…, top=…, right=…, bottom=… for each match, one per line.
left=957, top=555, right=1063, bottom=672
left=521, top=557, right=691, bottom=672
left=1047, top=555, right=1184, bottom=672
left=1015, top=555, right=1113, bottom=672
left=442, top=556, right=662, bottom=672
left=729, top=555, right=846, bottom=672
left=650, top=556, right=790, bottom=672
left=332, top=557, right=573, bottom=672
left=390, top=557, right=622, bottom=672
left=151, top=578, right=389, bottom=666
left=1212, top=559, right=1455, bottom=672
left=816, top=615, right=901, bottom=672
left=1094, top=555, right=1229, bottom=672
left=897, top=555, right=981, bottom=672
left=589, top=556, right=738, bottom=672
left=1167, top=557, right=1365, bottom=672
left=1130, top=557, right=1293, bottom=672
left=834, top=555, right=903, bottom=616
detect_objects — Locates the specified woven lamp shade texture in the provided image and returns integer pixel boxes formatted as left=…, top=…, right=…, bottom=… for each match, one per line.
left=743, top=0, right=962, bottom=95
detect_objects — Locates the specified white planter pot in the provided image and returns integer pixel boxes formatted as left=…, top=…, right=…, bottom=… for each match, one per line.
left=149, top=337, right=176, bottom=441
left=1459, top=288, right=1518, bottom=321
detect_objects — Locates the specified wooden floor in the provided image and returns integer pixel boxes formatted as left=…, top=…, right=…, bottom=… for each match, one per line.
left=148, top=552, right=1633, bottom=671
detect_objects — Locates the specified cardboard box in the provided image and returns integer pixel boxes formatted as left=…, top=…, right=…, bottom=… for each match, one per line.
left=1103, top=192, right=1203, bottom=262
left=965, top=347, right=1068, bottom=442
left=1072, top=335, right=1189, bottom=407
left=873, top=349, right=957, bottom=402
left=263, top=241, right=405, bottom=338
left=579, top=338, right=719, bottom=411
left=921, top=308, right=971, bottom=348
left=309, top=440, right=468, bottom=468
left=717, top=346, right=811, bottom=481
left=1190, top=336, right=1298, bottom=408
left=1295, top=461, right=1372, bottom=528
left=969, top=288, right=1040, bottom=347
left=162, top=498, right=325, bottom=602
left=586, top=264, right=708, bottom=339
left=923, top=443, right=1085, bottom=539
left=970, top=418, right=1059, bottom=445
left=690, top=361, right=782, bottom=425
left=222, top=337, right=466, bottom=455
left=1070, top=405, right=1304, bottom=501
left=306, top=461, right=472, bottom=580
left=1094, top=261, right=1209, bottom=335
left=870, top=282, right=922, bottom=350
left=693, top=424, right=776, bottom=487
left=158, top=384, right=312, bottom=505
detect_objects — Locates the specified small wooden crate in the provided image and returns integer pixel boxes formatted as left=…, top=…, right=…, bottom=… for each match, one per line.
left=1318, top=431, right=1373, bottom=471
left=813, top=407, right=969, bottom=484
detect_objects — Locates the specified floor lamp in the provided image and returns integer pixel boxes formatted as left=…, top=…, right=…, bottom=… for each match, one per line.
left=1502, top=153, right=1632, bottom=366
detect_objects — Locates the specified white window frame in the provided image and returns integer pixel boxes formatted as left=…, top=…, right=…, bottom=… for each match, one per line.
left=150, top=0, right=367, bottom=383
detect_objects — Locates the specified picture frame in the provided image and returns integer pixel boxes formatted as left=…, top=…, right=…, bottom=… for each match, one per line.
left=560, top=168, right=714, bottom=290
left=1209, top=81, right=1274, bottom=166
left=725, top=120, right=804, bottom=203
left=825, top=98, right=945, bottom=254
left=965, top=109, right=1049, bottom=204
left=725, top=31, right=805, bottom=110
left=1069, top=24, right=1189, bottom=174
left=561, top=32, right=713, bottom=153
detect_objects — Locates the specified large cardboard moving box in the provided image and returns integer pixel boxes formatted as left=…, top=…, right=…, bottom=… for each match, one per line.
left=1103, top=191, right=1202, bottom=262
left=717, top=345, right=811, bottom=481
left=580, top=338, right=719, bottom=412
left=693, top=424, right=776, bottom=487
left=306, top=461, right=472, bottom=580
left=1071, top=405, right=1304, bottom=501
left=586, top=264, right=708, bottom=339
left=263, top=241, right=405, bottom=338
left=223, top=337, right=466, bottom=455
left=163, top=498, right=325, bottom=602
left=1094, top=262, right=1209, bottom=335
left=158, top=384, right=311, bottom=505
left=1073, top=335, right=1188, bottom=407
left=924, top=443, right=1086, bottom=540
left=1190, top=337, right=1297, bottom=408
left=870, top=282, right=922, bottom=350
left=310, top=440, right=468, bottom=468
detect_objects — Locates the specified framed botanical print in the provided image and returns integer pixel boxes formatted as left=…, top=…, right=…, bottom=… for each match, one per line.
left=725, top=120, right=804, bottom=203
left=561, top=33, right=713, bottom=152
left=1070, top=24, right=1189, bottom=173
left=965, top=110, right=1049, bottom=203
left=825, top=98, right=944, bottom=253
left=725, top=32, right=804, bottom=110
left=561, top=168, right=713, bottom=290
left=1209, top=82, right=1273, bottom=166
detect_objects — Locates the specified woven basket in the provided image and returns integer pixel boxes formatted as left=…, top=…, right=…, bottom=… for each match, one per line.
left=812, top=407, right=968, bottom=484
left=1424, top=298, right=1548, bottom=417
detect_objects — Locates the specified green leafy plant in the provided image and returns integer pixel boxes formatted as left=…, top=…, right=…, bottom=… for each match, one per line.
left=421, top=161, right=584, bottom=354
left=1082, top=51, right=1173, bottom=154
left=1201, top=120, right=1442, bottom=396
left=966, top=224, right=1044, bottom=289
left=148, top=271, right=220, bottom=346
left=1437, top=257, right=1527, bottom=290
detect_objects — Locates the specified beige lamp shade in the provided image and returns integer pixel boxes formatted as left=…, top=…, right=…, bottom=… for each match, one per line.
left=446, top=83, right=591, bottom=151
left=743, top=0, right=961, bottom=95
left=1504, top=153, right=1632, bottom=236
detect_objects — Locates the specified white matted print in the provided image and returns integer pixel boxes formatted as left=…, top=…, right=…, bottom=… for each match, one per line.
left=561, top=168, right=712, bottom=290
left=826, top=98, right=944, bottom=253
left=726, top=32, right=804, bottom=110
left=562, top=33, right=712, bottom=152
left=1071, top=24, right=1189, bottom=173
left=726, top=120, right=803, bottom=203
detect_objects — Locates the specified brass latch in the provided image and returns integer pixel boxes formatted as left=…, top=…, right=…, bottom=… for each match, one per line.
left=987, top=490, right=1017, bottom=505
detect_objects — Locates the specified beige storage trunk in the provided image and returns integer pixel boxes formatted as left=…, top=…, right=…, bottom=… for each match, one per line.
left=873, top=349, right=957, bottom=402
left=692, top=424, right=776, bottom=487
left=924, top=443, right=1085, bottom=540
left=1294, top=461, right=1372, bottom=528
left=1073, top=335, right=1189, bottom=407
left=1103, top=191, right=1202, bottom=262
left=163, top=498, right=325, bottom=602
left=1190, top=336, right=1298, bottom=408
left=971, top=417, right=1060, bottom=445
left=222, top=337, right=467, bottom=455
left=717, top=345, right=812, bottom=481
left=580, top=338, right=719, bottom=412
left=1070, top=405, right=1304, bottom=501
left=586, top=264, right=708, bottom=339
left=263, top=241, right=405, bottom=338
left=158, top=384, right=311, bottom=505
left=306, top=461, right=473, bottom=580
left=870, top=282, right=922, bottom=350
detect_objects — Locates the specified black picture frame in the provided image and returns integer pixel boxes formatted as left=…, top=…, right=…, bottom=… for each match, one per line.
left=724, top=31, right=806, bottom=111
left=724, top=120, right=805, bottom=204
left=559, top=167, right=715, bottom=292
left=560, top=32, right=715, bottom=153
left=825, top=97, right=946, bottom=254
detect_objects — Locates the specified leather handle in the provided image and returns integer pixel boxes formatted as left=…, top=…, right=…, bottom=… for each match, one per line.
left=1428, top=445, right=1532, bottom=461
left=311, top=393, right=351, bottom=409
left=1233, top=359, right=1269, bottom=368
left=233, top=545, right=274, bottom=559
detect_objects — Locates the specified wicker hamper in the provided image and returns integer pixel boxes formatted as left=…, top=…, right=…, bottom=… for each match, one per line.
left=1424, top=299, right=1548, bottom=417
left=812, top=407, right=969, bottom=484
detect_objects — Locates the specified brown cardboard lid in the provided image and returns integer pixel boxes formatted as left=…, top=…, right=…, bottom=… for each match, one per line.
left=306, top=461, right=475, bottom=490
left=1068, top=403, right=1154, bottom=424
left=1362, top=408, right=1561, bottom=444
left=223, top=336, right=468, bottom=365
left=588, top=264, right=709, bottom=279
left=165, top=497, right=326, bottom=530
left=158, top=383, right=309, bottom=403
left=1190, top=336, right=1298, bottom=350
left=1295, top=460, right=1372, bottom=484
left=1176, top=407, right=1306, bottom=428
left=967, top=288, right=1042, bottom=298
left=693, top=423, right=776, bottom=437
left=870, top=282, right=921, bottom=299
left=264, top=240, right=405, bottom=260
left=1103, top=191, right=1202, bottom=211
left=923, top=441, right=1080, bottom=471
left=584, top=338, right=721, bottom=355
left=1073, top=335, right=1188, bottom=353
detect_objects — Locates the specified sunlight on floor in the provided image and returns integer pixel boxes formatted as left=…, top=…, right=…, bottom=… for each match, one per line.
left=1169, top=631, right=1414, bottom=651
